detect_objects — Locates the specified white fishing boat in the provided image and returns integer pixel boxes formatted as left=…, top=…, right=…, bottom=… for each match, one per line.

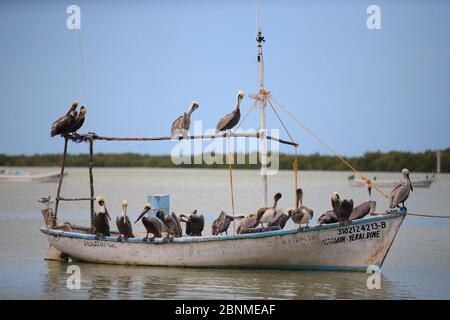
left=41, top=210, right=405, bottom=271
left=0, top=169, right=67, bottom=183
left=348, top=176, right=434, bottom=188
left=39, top=1, right=408, bottom=272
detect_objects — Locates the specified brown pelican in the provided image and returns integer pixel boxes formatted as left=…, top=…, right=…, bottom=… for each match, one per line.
left=93, top=195, right=111, bottom=238
left=331, top=192, right=354, bottom=224
left=171, top=101, right=199, bottom=138
left=215, top=90, right=244, bottom=132
left=255, top=193, right=283, bottom=228
left=288, top=188, right=314, bottom=229
left=317, top=210, right=338, bottom=225
left=389, top=168, right=413, bottom=209
left=350, top=185, right=377, bottom=220
left=236, top=212, right=258, bottom=234
left=50, top=100, right=78, bottom=137
left=156, top=210, right=182, bottom=239
left=69, top=106, right=87, bottom=134
left=268, top=208, right=289, bottom=229
left=212, top=211, right=245, bottom=235
left=134, top=203, right=162, bottom=241
left=115, top=200, right=134, bottom=241
left=180, top=210, right=205, bottom=236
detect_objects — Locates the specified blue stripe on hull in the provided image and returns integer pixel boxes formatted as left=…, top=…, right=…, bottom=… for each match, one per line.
left=40, top=211, right=406, bottom=244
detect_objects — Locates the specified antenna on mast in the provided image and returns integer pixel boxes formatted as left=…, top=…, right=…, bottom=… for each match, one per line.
left=251, top=0, right=269, bottom=206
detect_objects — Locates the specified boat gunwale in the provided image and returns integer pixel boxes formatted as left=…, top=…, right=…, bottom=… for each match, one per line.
left=40, top=211, right=406, bottom=244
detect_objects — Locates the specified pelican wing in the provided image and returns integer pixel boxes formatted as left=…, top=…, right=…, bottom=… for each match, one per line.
left=171, top=115, right=185, bottom=135
left=350, top=201, right=374, bottom=220
left=216, top=109, right=241, bottom=132
left=390, top=185, right=411, bottom=208
left=317, top=210, right=338, bottom=224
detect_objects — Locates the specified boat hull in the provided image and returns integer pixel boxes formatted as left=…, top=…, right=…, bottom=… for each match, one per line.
left=41, top=212, right=405, bottom=271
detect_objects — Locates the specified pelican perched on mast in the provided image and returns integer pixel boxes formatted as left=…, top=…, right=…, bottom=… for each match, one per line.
left=69, top=106, right=87, bottom=134
left=50, top=100, right=78, bottom=137
left=389, top=168, right=413, bottom=209
left=216, top=90, right=244, bottom=132
left=171, top=101, right=199, bottom=138
left=116, top=200, right=134, bottom=241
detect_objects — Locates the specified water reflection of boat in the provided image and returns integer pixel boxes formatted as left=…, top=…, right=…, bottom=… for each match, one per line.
left=43, top=260, right=396, bottom=299
left=0, top=168, right=67, bottom=183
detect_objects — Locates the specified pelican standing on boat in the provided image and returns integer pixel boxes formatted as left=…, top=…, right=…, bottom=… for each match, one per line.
left=268, top=208, right=289, bottom=230
left=180, top=210, right=205, bottom=236
left=93, top=195, right=111, bottom=238
left=50, top=100, right=78, bottom=137
left=212, top=211, right=245, bottom=235
left=156, top=210, right=182, bottom=239
left=287, top=188, right=314, bottom=229
left=236, top=212, right=258, bottom=234
left=331, top=192, right=353, bottom=224
left=255, top=193, right=282, bottom=228
left=116, top=200, right=134, bottom=241
left=134, top=203, right=162, bottom=242
left=215, top=90, right=244, bottom=132
left=171, top=101, right=199, bottom=138
left=350, top=184, right=376, bottom=220
left=317, top=210, right=338, bottom=225
left=389, top=168, right=413, bottom=209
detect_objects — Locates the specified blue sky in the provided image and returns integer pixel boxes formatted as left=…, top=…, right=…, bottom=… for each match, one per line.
left=1, top=0, right=449, bottom=156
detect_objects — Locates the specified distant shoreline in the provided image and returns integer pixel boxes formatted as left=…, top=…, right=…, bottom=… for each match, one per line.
left=1, top=149, right=447, bottom=172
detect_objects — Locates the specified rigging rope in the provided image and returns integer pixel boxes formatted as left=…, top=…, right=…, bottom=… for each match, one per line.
left=77, top=29, right=88, bottom=107
left=268, top=95, right=389, bottom=199
left=407, top=212, right=450, bottom=219
left=235, top=100, right=258, bottom=131
left=266, top=97, right=299, bottom=206
left=226, top=135, right=236, bottom=230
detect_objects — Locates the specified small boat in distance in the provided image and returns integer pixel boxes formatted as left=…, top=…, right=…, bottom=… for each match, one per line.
left=348, top=174, right=435, bottom=189
left=0, top=168, right=67, bottom=183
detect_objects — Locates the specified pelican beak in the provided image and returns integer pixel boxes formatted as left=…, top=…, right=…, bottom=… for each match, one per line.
left=106, top=210, right=111, bottom=221
left=408, top=175, right=413, bottom=192
left=134, top=207, right=149, bottom=224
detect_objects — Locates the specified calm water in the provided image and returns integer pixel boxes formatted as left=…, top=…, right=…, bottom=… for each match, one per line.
left=0, top=167, right=449, bottom=299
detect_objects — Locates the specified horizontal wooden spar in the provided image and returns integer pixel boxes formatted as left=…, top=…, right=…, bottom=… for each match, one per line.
left=57, top=197, right=95, bottom=202
left=68, top=132, right=299, bottom=147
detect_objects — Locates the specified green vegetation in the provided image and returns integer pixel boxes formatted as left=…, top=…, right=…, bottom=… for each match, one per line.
left=0, top=148, right=448, bottom=172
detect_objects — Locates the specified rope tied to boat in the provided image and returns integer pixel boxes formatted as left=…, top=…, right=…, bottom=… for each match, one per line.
left=407, top=212, right=450, bottom=219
